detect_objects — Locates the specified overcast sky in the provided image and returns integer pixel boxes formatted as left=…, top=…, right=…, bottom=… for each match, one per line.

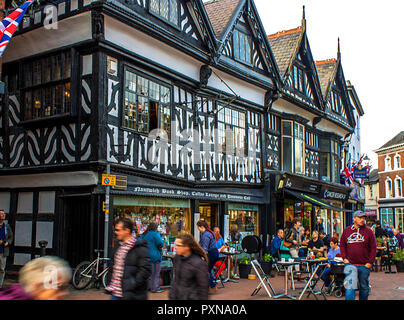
left=252, top=0, right=404, bottom=168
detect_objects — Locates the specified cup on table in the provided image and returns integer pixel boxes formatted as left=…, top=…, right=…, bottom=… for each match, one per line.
left=281, top=258, right=285, bottom=262
left=289, top=258, right=294, bottom=262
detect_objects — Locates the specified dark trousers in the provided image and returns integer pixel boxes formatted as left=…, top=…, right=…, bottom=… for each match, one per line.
left=208, top=248, right=219, bottom=288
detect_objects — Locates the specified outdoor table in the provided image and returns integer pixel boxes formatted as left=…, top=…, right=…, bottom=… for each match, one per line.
left=297, top=258, right=328, bottom=300
left=273, top=261, right=300, bottom=299
left=221, top=251, right=242, bottom=283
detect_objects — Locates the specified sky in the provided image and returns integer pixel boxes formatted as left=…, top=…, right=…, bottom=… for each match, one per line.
left=251, top=0, right=404, bottom=169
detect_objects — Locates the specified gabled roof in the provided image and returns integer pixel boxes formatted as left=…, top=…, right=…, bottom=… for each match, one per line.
left=204, top=0, right=243, bottom=41
left=315, top=59, right=337, bottom=98
left=376, top=131, right=404, bottom=151
left=267, top=27, right=303, bottom=77
left=346, top=80, right=364, bottom=116
left=366, top=169, right=379, bottom=184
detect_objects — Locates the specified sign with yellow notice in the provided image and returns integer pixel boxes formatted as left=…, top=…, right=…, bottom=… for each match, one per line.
left=102, top=174, right=116, bottom=186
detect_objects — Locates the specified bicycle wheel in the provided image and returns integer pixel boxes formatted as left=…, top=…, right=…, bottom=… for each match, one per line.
left=102, top=268, right=111, bottom=289
left=72, top=261, right=94, bottom=290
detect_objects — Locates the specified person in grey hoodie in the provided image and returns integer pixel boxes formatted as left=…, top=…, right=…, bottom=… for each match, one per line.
left=0, top=210, right=13, bottom=288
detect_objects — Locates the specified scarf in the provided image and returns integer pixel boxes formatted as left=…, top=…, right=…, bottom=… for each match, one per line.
left=106, top=236, right=137, bottom=298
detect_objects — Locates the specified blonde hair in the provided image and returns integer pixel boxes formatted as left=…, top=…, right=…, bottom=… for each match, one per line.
left=19, top=256, right=71, bottom=293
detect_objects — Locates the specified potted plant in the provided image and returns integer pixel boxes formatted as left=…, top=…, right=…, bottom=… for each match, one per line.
left=260, top=253, right=273, bottom=275
left=238, top=255, right=252, bottom=279
left=392, top=249, right=404, bottom=272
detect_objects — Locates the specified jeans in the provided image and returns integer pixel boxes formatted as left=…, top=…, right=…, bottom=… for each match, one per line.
left=320, top=267, right=332, bottom=287
left=110, top=295, right=121, bottom=300
left=208, top=248, right=219, bottom=288
left=344, top=264, right=371, bottom=300
left=149, top=262, right=162, bottom=292
left=0, top=255, right=6, bottom=288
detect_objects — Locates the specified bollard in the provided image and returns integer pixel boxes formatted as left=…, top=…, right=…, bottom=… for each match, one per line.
left=38, top=240, right=48, bottom=257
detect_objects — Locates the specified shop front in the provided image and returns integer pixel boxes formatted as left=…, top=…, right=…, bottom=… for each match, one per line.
left=275, top=173, right=350, bottom=238
left=110, top=180, right=266, bottom=250
left=379, top=204, right=404, bottom=233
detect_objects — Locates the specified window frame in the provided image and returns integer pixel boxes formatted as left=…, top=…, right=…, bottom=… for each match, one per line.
left=21, top=50, right=73, bottom=123
left=385, top=156, right=392, bottom=171
left=232, top=28, right=253, bottom=66
left=122, top=66, right=173, bottom=139
left=395, top=154, right=401, bottom=169
left=148, top=0, right=180, bottom=28
left=385, top=177, right=393, bottom=198
left=395, top=177, right=402, bottom=198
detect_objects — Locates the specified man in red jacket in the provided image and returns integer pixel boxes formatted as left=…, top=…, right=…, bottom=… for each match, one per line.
left=340, top=210, right=376, bottom=300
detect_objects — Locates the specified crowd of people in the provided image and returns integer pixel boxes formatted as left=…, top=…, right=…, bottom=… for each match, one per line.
left=269, top=211, right=404, bottom=300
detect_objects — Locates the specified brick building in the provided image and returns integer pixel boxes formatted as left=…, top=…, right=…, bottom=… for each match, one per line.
left=374, top=132, right=404, bottom=232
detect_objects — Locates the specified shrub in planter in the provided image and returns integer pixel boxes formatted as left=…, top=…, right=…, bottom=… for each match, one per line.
left=392, top=249, right=404, bottom=272
left=260, top=254, right=273, bottom=275
left=238, top=256, right=252, bottom=279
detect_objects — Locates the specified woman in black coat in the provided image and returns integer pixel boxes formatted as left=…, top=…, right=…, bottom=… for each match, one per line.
left=169, top=233, right=209, bottom=300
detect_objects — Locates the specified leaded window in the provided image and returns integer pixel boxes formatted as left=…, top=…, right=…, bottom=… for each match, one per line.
left=149, top=0, right=179, bottom=26
left=233, top=29, right=252, bottom=65
left=123, top=69, right=171, bottom=138
left=23, top=51, right=71, bottom=120
left=294, top=123, right=305, bottom=174
left=330, top=90, right=342, bottom=114
left=217, top=106, right=246, bottom=155
left=281, top=120, right=293, bottom=173
left=292, top=65, right=305, bottom=94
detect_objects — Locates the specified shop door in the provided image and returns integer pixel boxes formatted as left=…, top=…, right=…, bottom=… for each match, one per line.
left=62, top=196, right=92, bottom=268
left=199, top=202, right=219, bottom=228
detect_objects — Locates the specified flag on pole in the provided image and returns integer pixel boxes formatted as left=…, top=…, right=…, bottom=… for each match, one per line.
left=340, top=160, right=354, bottom=186
left=0, top=0, right=35, bottom=57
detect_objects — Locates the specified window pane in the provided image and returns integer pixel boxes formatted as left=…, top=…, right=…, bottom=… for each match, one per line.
left=63, top=51, right=71, bottom=79
left=23, top=64, right=32, bottom=87
left=126, top=71, right=136, bottom=92
left=54, top=84, right=63, bottom=115
left=160, top=0, right=169, bottom=20
left=137, top=96, right=149, bottom=133
left=33, top=89, right=41, bottom=119
left=137, top=76, right=149, bottom=96
left=44, top=87, right=52, bottom=117
left=160, top=86, right=170, bottom=104
left=282, top=120, right=292, bottom=136
left=160, top=104, right=171, bottom=139
left=33, top=60, right=41, bottom=85
left=63, top=82, right=71, bottom=113
left=169, top=0, right=178, bottom=24
left=24, top=91, right=32, bottom=120
left=239, top=33, right=246, bottom=62
left=320, top=153, right=330, bottom=180
left=295, top=139, right=304, bottom=173
left=43, top=57, right=52, bottom=83
left=124, top=92, right=137, bottom=130
left=282, top=136, right=292, bottom=172
left=52, top=55, right=62, bottom=81
left=233, top=31, right=239, bottom=60
left=149, top=81, right=160, bottom=100
left=150, top=0, right=159, bottom=14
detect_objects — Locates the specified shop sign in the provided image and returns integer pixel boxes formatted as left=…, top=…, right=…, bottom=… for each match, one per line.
left=353, top=168, right=368, bottom=179
left=124, top=186, right=261, bottom=203
left=282, top=176, right=320, bottom=194
left=323, top=189, right=348, bottom=201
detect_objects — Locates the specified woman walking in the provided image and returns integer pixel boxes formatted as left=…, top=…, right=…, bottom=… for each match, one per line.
left=169, top=233, right=209, bottom=300
left=141, top=222, right=165, bottom=293
left=196, top=220, right=219, bottom=294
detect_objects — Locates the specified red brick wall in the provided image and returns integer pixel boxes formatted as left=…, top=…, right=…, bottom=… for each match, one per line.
left=378, top=150, right=404, bottom=198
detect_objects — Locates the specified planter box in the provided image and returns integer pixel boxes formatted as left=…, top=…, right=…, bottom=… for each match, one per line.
left=395, top=261, right=404, bottom=273
left=238, top=263, right=252, bottom=279
left=260, top=260, right=273, bottom=275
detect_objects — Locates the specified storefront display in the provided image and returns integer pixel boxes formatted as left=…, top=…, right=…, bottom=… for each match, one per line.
left=228, top=203, right=259, bottom=237
left=318, top=201, right=343, bottom=237
left=380, top=208, right=394, bottom=227
left=113, top=196, right=191, bottom=247
left=283, top=199, right=313, bottom=233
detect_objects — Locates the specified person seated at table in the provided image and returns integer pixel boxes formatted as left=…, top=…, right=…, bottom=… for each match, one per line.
left=270, top=229, right=284, bottom=259
left=213, top=227, right=239, bottom=280
left=308, top=231, right=327, bottom=258
left=279, top=241, right=291, bottom=261
left=320, top=232, right=331, bottom=249
left=298, top=227, right=309, bottom=257
left=320, top=237, right=341, bottom=291
left=393, top=229, right=404, bottom=249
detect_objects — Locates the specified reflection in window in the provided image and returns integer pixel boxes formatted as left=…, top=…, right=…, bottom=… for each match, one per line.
left=123, top=69, right=171, bottom=138
left=282, top=120, right=293, bottom=172
left=149, top=0, right=179, bottom=26
left=23, top=51, right=71, bottom=120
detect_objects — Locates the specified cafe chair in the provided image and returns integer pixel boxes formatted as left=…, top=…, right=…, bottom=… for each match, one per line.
left=251, top=259, right=277, bottom=298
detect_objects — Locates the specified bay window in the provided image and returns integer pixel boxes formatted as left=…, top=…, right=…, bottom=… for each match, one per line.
left=123, top=68, right=171, bottom=138
left=217, top=106, right=246, bottom=155
left=320, top=138, right=340, bottom=183
left=281, top=120, right=305, bottom=174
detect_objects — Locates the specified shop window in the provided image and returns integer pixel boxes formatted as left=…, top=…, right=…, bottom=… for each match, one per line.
left=233, top=29, right=252, bottom=65
left=149, top=0, right=179, bottom=26
left=228, top=203, right=259, bottom=237
left=217, top=105, right=246, bottom=155
left=395, top=208, right=404, bottom=233
left=380, top=208, right=394, bottom=227
left=123, top=69, right=171, bottom=139
left=22, top=51, right=71, bottom=120
left=113, top=196, right=191, bottom=247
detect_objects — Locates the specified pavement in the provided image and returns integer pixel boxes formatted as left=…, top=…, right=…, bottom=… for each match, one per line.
left=55, top=267, right=404, bottom=301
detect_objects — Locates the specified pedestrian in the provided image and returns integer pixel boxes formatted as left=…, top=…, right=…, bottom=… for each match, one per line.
left=393, top=229, right=404, bottom=249
left=140, top=222, right=165, bottom=293
left=196, top=220, right=219, bottom=294
left=105, top=218, right=152, bottom=300
left=169, top=233, right=209, bottom=300
left=284, top=219, right=301, bottom=259
left=340, top=210, right=376, bottom=300
left=0, top=256, right=71, bottom=300
left=0, top=209, right=13, bottom=288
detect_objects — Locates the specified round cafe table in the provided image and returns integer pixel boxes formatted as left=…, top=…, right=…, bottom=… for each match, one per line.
left=221, top=251, right=242, bottom=283
left=273, top=261, right=300, bottom=299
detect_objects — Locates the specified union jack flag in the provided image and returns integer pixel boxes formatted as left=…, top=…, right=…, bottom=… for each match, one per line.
left=0, top=0, right=34, bottom=57
left=341, top=160, right=354, bottom=186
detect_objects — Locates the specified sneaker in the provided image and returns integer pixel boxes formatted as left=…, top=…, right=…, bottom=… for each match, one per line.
left=152, top=289, right=164, bottom=293
left=232, top=273, right=240, bottom=280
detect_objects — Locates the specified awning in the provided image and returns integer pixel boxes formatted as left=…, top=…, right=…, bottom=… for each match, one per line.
left=283, top=189, right=351, bottom=212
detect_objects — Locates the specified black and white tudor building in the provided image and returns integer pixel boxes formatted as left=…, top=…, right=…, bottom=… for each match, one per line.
left=0, top=0, right=361, bottom=268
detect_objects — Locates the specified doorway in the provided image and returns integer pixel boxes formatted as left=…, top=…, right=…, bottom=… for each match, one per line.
left=199, top=202, right=219, bottom=229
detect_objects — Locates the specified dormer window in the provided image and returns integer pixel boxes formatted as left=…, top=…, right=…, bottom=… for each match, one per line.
left=149, top=0, right=179, bottom=26
left=292, top=65, right=305, bottom=94
left=330, top=90, right=342, bottom=114
left=233, top=29, right=252, bottom=65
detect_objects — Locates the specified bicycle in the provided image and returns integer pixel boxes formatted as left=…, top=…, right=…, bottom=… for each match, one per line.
left=72, top=249, right=111, bottom=290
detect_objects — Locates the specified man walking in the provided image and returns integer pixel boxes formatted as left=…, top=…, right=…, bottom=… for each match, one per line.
left=106, top=218, right=152, bottom=300
left=0, top=210, right=13, bottom=288
left=340, top=210, right=376, bottom=300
